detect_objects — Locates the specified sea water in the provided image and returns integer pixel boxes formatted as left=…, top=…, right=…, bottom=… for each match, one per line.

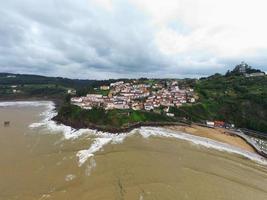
left=0, top=101, right=267, bottom=200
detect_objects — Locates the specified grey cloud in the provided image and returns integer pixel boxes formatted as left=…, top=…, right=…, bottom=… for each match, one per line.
left=0, top=0, right=266, bottom=79
left=0, top=0, right=169, bottom=78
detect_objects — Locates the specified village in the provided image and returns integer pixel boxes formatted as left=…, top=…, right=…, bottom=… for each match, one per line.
left=71, top=80, right=196, bottom=116
left=70, top=80, right=239, bottom=129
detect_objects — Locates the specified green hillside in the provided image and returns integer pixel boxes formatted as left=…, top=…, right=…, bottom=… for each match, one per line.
left=171, top=73, right=267, bottom=132
left=0, top=73, right=95, bottom=100
left=55, top=104, right=176, bottom=132
left=1, top=68, right=267, bottom=133
left=0, top=73, right=133, bottom=99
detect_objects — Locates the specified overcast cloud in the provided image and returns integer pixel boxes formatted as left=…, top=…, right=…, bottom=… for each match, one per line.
left=0, top=0, right=267, bottom=79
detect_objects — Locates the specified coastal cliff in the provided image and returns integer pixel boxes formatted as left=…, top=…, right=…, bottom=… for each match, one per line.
left=53, top=104, right=188, bottom=133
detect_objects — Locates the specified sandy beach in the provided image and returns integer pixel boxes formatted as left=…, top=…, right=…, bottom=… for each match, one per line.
left=1, top=102, right=267, bottom=200
left=167, top=125, right=256, bottom=153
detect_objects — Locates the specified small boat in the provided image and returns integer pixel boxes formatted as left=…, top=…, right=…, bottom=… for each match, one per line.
left=4, top=121, right=10, bottom=127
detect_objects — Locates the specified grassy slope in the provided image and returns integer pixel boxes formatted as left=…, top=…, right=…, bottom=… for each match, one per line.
left=0, top=73, right=94, bottom=99
left=56, top=104, right=176, bottom=129
left=171, top=75, right=267, bottom=132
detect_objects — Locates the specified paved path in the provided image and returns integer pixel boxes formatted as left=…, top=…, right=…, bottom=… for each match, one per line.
left=227, top=129, right=267, bottom=158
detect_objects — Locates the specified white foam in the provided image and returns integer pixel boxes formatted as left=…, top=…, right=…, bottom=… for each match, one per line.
left=39, top=194, right=51, bottom=200
left=0, top=101, right=74, bottom=138
left=85, top=158, right=97, bottom=176
left=25, top=101, right=81, bottom=139
left=75, top=126, right=267, bottom=167
left=77, top=138, right=112, bottom=166
left=76, top=131, right=132, bottom=166
left=65, top=174, right=76, bottom=182
left=6, top=101, right=265, bottom=167
left=24, top=101, right=129, bottom=141
left=0, top=101, right=52, bottom=108
left=138, top=127, right=267, bottom=166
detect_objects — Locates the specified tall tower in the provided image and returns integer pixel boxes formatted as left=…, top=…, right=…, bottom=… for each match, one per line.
left=239, top=62, right=247, bottom=73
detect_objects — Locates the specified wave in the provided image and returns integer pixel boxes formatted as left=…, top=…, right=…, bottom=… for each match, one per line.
left=85, top=158, right=97, bottom=176
left=27, top=101, right=80, bottom=139
left=0, top=101, right=53, bottom=107
left=76, top=132, right=131, bottom=166
left=65, top=174, right=76, bottom=182
left=77, top=138, right=112, bottom=167
left=138, top=127, right=267, bottom=166
left=14, top=100, right=266, bottom=167
left=75, top=127, right=267, bottom=167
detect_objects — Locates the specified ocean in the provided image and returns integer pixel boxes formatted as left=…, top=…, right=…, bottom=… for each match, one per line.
left=0, top=101, right=267, bottom=200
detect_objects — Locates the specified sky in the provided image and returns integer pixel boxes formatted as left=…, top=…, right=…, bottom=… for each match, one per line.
left=0, top=0, right=267, bottom=79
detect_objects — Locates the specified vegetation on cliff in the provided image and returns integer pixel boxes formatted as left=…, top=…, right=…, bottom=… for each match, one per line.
left=171, top=72, right=267, bottom=132
left=1, top=66, right=267, bottom=133
left=55, top=104, right=177, bottom=131
left=0, top=73, right=95, bottom=99
left=0, top=73, right=136, bottom=99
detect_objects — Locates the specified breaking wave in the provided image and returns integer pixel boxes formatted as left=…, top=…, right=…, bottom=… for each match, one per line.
left=0, top=101, right=52, bottom=108
left=76, top=132, right=130, bottom=166
left=138, top=127, right=267, bottom=166
left=5, top=101, right=265, bottom=167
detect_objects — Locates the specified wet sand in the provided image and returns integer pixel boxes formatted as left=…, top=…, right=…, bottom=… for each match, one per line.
left=167, top=125, right=255, bottom=153
left=0, top=102, right=267, bottom=200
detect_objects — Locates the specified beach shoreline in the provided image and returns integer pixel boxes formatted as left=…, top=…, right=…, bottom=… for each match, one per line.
left=166, top=125, right=256, bottom=153
left=53, top=113, right=258, bottom=154
left=0, top=100, right=265, bottom=161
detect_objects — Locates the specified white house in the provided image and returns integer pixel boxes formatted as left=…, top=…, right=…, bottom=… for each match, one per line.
left=206, top=121, right=215, bottom=127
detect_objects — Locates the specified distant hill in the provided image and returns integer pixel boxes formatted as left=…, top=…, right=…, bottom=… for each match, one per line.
left=0, top=73, right=133, bottom=100
left=1, top=66, right=267, bottom=133
left=0, top=73, right=96, bottom=100
left=0, top=73, right=94, bottom=87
